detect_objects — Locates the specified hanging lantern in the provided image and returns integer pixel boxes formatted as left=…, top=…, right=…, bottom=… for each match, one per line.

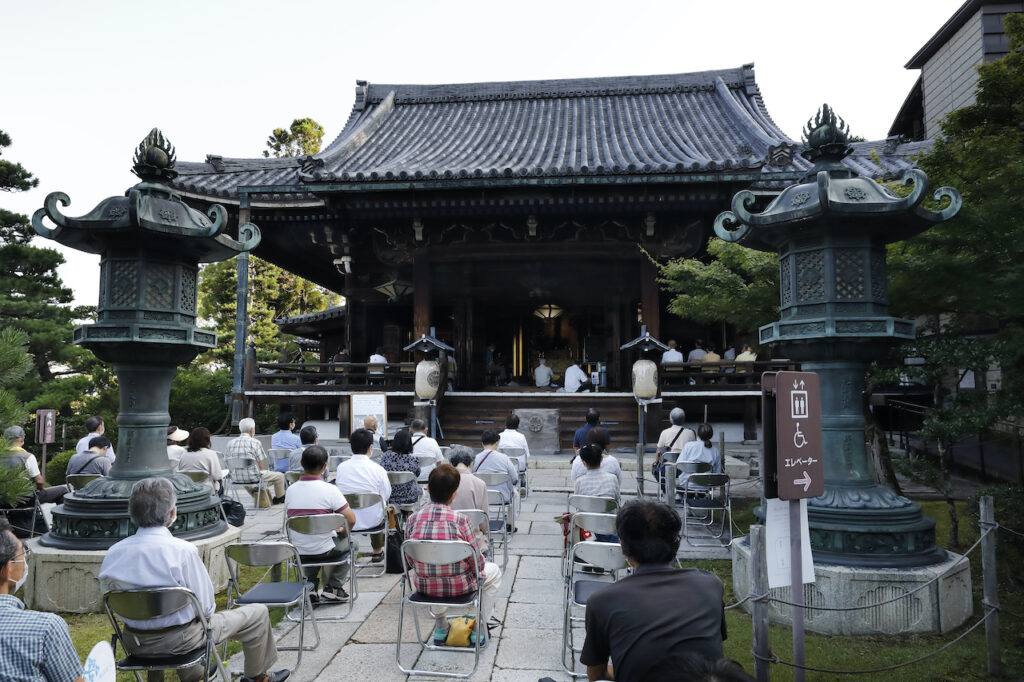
left=631, top=358, right=658, bottom=399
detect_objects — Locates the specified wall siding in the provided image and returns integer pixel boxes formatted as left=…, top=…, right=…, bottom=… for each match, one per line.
left=922, top=9, right=984, bottom=138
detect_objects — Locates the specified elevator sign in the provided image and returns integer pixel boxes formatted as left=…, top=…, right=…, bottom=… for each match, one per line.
left=775, top=371, right=823, bottom=500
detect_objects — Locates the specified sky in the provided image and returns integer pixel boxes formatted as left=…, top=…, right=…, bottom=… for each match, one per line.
left=3, top=0, right=966, bottom=307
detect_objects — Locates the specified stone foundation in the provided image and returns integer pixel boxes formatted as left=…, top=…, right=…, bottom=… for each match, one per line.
left=731, top=536, right=972, bottom=635
left=24, top=525, right=242, bottom=614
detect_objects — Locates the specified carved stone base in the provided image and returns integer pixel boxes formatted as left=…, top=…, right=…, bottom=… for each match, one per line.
left=732, top=536, right=972, bottom=635
left=23, top=524, right=242, bottom=614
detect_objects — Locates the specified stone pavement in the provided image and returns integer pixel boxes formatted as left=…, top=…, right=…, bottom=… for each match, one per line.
left=227, top=455, right=753, bottom=680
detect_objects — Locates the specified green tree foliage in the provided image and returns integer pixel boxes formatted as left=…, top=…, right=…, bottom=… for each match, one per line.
left=200, top=118, right=338, bottom=363
left=262, top=117, right=325, bottom=158
left=168, top=365, right=233, bottom=433
left=653, top=237, right=779, bottom=337
left=0, top=327, right=34, bottom=506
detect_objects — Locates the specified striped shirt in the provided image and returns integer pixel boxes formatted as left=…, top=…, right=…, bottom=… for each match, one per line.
left=573, top=468, right=621, bottom=501
left=0, top=595, right=81, bottom=682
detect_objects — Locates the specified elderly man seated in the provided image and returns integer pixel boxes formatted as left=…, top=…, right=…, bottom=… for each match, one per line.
left=285, top=445, right=357, bottom=603
left=99, top=478, right=289, bottom=682
left=405, top=463, right=502, bottom=646
left=3, top=425, right=69, bottom=505
left=0, top=518, right=83, bottom=682
left=580, top=499, right=727, bottom=681
left=227, top=417, right=287, bottom=504
left=471, top=430, right=519, bottom=528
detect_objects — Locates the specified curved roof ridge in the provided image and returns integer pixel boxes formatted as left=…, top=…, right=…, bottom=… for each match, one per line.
left=359, top=66, right=750, bottom=105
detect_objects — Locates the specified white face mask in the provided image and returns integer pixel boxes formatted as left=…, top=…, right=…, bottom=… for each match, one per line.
left=9, top=555, right=27, bottom=592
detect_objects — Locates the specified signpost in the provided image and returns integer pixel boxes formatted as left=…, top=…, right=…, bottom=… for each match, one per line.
left=34, top=409, right=56, bottom=481
left=761, top=371, right=822, bottom=682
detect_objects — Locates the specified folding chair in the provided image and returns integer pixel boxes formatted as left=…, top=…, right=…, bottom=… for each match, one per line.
left=501, top=446, right=529, bottom=496
left=371, top=448, right=384, bottom=463
left=475, top=470, right=516, bottom=527
left=225, top=456, right=274, bottom=511
left=343, top=492, right=391, bottom=578
left=387, top=470, right=421, bottom=517
left=180, top=470, right=211, bottom=485
left=455, top=509, right=491, bottom=560
left=678, top=463, right=731, bottom=546
left=414, top=453, right=439, bottom=483
left=285, top=471, right=303, bottom=485
left=1, top=496, right=47, bottom=538
left=562, top=522, right=628, bottom=677
left=104, top=586, right=230, bottom=682
left=564, top=496, right=618, bottom=576
left=66, top=473, right=102, bottom=490
left=326, top=455, right=346, bottom=482
left=396, top=539, right=485, bottom=678
left=225, top=542, right=319, bottom=671
left=267, top=448, right=291, bottom=473
left=285, top=513, right=356, bottom=619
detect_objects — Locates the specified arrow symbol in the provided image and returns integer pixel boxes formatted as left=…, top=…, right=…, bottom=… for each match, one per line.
left=794, top=471, right=812, bottom=491
left=793, top=379, right=799, bottom=389
left=799, top=380, right=806, bottom=389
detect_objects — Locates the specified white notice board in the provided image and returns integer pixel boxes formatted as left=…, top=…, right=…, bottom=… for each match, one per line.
left=765, top=497, right=815, bottom=589
left=350, top=392, right=388, bottom=441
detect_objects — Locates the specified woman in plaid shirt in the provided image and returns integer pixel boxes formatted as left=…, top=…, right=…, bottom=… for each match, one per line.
left=404, top=463, right=502, bottom=645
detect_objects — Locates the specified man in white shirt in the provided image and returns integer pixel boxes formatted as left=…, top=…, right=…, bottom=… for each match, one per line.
left=3, top=426, right=69, bottom=504
left=661, top=340, right=684, bottom=364
left=562, top=362, right=591, bottom=393
left=335, top=428, right=391, bottom=562
left=285, top=446, right=357, bottom=602
left=368, top=348, right=388, bottom=374
left=75, top=415, right=115, bottom=461
left=99, top=478, right=287, bottom=682
left=472, top=430, right=519, bottom=525
left=534, top=358, right=554, bottom=387
left=497, top=413, right=530, bottom=487
left=410, top=418, right=443, bottom=482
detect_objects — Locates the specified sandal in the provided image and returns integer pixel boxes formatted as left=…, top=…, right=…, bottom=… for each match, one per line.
left=370, top=552, right=384, bottom=563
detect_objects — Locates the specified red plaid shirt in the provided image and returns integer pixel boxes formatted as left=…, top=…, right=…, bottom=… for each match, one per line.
left=404, top=502, right=485, bottom=597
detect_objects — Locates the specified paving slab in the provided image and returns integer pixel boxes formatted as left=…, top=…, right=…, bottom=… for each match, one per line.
left=352, top=600, right=433, bottom=643
left=509, top=578, right=564, bottom=605
left=321, top=642, right=418, bottom=681
left=494, top=627, right=565, bottom=671
left=503, top=601, right=565, bottom=630
left=516, top=555, right=563, bottom=580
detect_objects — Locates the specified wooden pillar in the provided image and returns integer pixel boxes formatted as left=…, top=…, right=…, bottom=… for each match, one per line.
left=641, top=257, right=660, bottom=339
left=413, top=251, right=431, bottom=340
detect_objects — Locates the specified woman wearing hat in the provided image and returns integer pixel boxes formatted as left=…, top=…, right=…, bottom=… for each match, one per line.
left=166, top=425, right=189, bottom=463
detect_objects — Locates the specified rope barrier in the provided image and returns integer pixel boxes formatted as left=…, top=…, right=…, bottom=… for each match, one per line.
left=724, top=592, right=768, bottom=611
left=754, top=608, right=992, bottom=675
left=997, top=523, right=1024, bottom=540
left=764, top=527, right=991, bottom=612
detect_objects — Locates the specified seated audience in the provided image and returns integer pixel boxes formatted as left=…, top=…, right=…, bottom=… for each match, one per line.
left=677, top=423, right=723, bottom=491
left=226, top=418, right=286, bottom=504
left=498, top=412, right=530, bottom=487
left=404, top=463, right=502, bottom=646
left=471, top=430, right=519, bottom=524
left=75, top=415, right=116, bottom=461
left=284, top=445, right=357, bottom=602
left=687, top=340, right=708, bottom=363
left=570, top=428, right=622, bottom=484
left=271, top=412, right=301, bottom=451
left=379, top=429, right=422, bottom=505
left=3, top=425, right=69, bottom=504
left=335, top=428, right=391, bottom=563
left=177, top=427, right=224, bottom=493
left=66, top=436, right=113, bottom=477
left=581, top=499, right=726, bottom=681
left=99, top=478, right=288, bottom=682
left=166, top=425, right=189, bottom=463
left=572, top=408, right=610, bottom=451
left=288, top=424, right=319, bottom=473
left=0, top=517, right=84, bottom=682
left=362, top=415, right=389, bottom=452
left=448, top=445, right=490, bottom=555
left=661, top=340, right=684, bottom=364
left=653, top=407, right=696, bottom=481
left=410, top=418, right=443, bottom=482
left=573, top=444, right=620, bottom=502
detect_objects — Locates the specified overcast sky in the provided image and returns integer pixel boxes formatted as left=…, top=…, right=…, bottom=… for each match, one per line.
left=3, top=0, right=965, bottom=307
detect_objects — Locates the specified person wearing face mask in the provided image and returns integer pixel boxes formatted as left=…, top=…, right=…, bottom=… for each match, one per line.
left=99, top=478, right=289, bottom=682
left=0, top=517, right=84, bottom=682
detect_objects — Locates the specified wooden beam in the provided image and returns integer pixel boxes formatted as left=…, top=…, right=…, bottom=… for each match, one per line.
left=414, top=251, right=431, bottom=339
left=641, top=257, right=660, bottom=339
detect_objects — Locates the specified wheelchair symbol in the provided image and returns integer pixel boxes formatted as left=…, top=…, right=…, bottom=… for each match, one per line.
left=793, top=422, right=808, bottom=449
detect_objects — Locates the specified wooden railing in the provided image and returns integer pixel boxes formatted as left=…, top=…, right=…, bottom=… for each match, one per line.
left=248, top=362, right=417, bottom=392
left=659, top=359, right=799, bottom=391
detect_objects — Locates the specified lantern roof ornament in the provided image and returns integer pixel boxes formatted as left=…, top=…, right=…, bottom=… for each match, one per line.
left=32, top=128, right=260, bottom=261
left=403, top=333, right=454, bottom=354
left=713, top=104, right=962, bottom=252
left=620, top=325, right=669, bottom=353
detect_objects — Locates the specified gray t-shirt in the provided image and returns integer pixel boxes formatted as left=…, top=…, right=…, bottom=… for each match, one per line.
left=66, top=450, right=113, bottom=477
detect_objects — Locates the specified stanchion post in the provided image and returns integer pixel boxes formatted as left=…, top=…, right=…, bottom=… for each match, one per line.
left=664, top=459, right=677, bottom=504
left=789, top=500, right=805, bottom=682
left=980, top=495, right=1000, bottom=676
left=750, top=524, right=771, bottom=682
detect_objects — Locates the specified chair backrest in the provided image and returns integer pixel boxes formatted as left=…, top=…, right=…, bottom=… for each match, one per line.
left=475, top=472, right=510, bottom=487
left=571, top=511, right=618, bottom=536
left=267, top=448, right=291, bottom=459
left=285, top=471, right=302, bottom=485
left=387, top=470, right=417, bottom=486
left=226, top=456, right=261, bottom=484
left=401, top=538, right=477, bottom=567
left=370, top=448, right=383, bottom=462
left=180, top=470, right=209, bottom=484
left=501, top=447, right=525, bottom=459
left=66, top=474, right=102, bottom=490
left=104, top=586, right=201, bottom=623
left=327, top=455, right=346, bottom=471
left=344, top=492, right=384, bottom=510
left=456, top=509, right=488, bottom=529
left=415, top=454, right=437, bottom=469
left=226, top=541, right=299, bottom=568
left=256, top=435, right=273, bottom=452
left=486, top=489, right=506, bottom=507
left=568, top=494, right=618, bottom=514
left=570, top=540, right=629, bottom=572
left=676, top=460, right=712, bottom=475
left=286, top=512, right=349, bottom=537
left=688, top=473, right=730, bottom=489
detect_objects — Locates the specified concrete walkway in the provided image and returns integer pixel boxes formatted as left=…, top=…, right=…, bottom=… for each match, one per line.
left=228, top=455, right=753, bottom=680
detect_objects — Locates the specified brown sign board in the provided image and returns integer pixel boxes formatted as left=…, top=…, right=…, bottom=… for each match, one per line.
left=775, top=371, right=823, bottom=500
left=35, top=409, right=57, bottom=445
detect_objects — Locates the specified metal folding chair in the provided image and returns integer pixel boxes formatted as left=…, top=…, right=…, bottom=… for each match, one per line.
left=285, top=513, right=357, bottom=619
left=343, top=492, right=391, bottom=578
left=104, top=586, right=230, bottom=682
left=225, top=456, right=274, bottom=511
left=285, top=471, right=303, bottom=485
left=66, top=473, right=102, bottom=490
left=562, top=536, right=628, bottom=676
left=396, top=539, right=485, bottom=678
left=679, top=465, right=732, bottom=546
left=267, top=448, right=291, bottom=473
left=455, top=509, right=491, bottom=560
left=326, top=455, right=346, bottom=482
left=1, top=495, right=47, bottom=538
left=483, top=489, right=509, bottom=570
left=563, top=496, right=618, bottom=576
left=501, top=446, right=529, bottom=495
left=225, top=542, right=319, bottom=671
left=414, top=453, right=439, bottom=483
left=387, top=470, right=421, bottom=517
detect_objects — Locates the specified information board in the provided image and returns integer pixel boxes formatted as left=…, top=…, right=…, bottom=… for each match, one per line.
left=350, top=392, right=388, bottom=442
left=775, top=371, right=823, bottom=500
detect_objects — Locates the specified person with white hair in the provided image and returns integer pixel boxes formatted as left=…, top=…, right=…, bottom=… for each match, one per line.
left=3, top=425, right=69, bottom=504
left=226, top=417, right=286, bottom=504
left=100, top=478, right=288, bottom=682
left=534, top=357, right=554, bottom=387
left=653, top=407, right=696, bottom=480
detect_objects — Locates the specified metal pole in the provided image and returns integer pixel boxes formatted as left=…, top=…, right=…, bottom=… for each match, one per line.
left=789, top=500, right=805, bottom=682
left=40, top=443, right=47, bottom=483
left=636, top=403, right=645, bottom=497
left=980, top=495, right=1001, bottom=676
left=230, top=195, right=251, bottom=427
left=750, top=524, right=771, bottom=682
left=664, top=457, right=677, bottom=504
